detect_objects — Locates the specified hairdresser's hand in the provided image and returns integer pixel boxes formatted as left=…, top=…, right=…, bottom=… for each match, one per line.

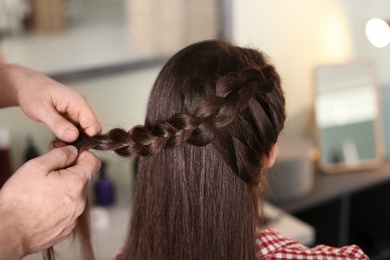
left=0, top=64, right=101, bottom=142
left=0, top=146, right=100, bottom=257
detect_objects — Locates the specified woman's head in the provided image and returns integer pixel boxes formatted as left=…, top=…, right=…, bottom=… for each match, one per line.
left=144, top=40, right=285, bottom=183
left=78, top=40, right=286, bottom=259
left=84, top=40, right=285, bottom=184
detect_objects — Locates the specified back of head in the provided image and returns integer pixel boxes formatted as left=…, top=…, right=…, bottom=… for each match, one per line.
left=80, top=40, right=286, bottom=260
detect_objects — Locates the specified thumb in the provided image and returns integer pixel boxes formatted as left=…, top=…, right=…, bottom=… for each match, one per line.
left=67, top=151, right=101, bottom=182
left=31, top=146, right=78, bottom=174
left=40, top=107, right=80, bottom=142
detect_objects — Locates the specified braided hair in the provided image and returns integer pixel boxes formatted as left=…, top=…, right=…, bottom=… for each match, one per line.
left=76, top=40, right=286, bottom=260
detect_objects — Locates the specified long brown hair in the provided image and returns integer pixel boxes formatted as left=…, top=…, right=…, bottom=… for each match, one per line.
left=77, top=40, right=286, bottom=259
left=44, top=201, right=94, bottom=260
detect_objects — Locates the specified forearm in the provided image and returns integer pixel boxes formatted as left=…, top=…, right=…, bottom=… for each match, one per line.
left=0, top=210, right=25, bottom=259
left=0, top=64, right=25, bottom=108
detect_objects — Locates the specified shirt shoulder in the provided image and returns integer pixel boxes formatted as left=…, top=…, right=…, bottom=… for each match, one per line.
left=256, top=228, right=370, bottom=260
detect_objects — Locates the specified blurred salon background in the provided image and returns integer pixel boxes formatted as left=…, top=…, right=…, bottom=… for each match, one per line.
left=1, top=0, right=390, bottom=259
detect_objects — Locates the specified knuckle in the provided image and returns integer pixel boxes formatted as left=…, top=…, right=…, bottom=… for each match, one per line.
left=81, top=152, right=101, bottom=179
left=92, top=156, right=102, bottom=171
left=68, top=193, right=87, bottom=217
left=52, top=147, right=70, bottom=162
left=22, top=158, right=46, bottom=173
left=64, top=195, right=85, bottom=218
left=74, top=92, right=88, bottom=103
left=75, top=202, right=86, bottom=217
left=23, top=158, right=39, bottom=169
left=71, top=175, right=88, bottom=190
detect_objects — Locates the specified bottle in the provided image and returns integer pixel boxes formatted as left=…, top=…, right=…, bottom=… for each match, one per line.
left=94, top=161, right=115, bottom=206
left=0, top=128, right=12, bottom=188
left=24, top=136, right=40, bottom=162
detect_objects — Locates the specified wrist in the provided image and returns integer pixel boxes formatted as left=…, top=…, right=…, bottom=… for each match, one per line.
left=0, top=64, right=23, bottom=108
left=0, top=204, right=26, bottom=258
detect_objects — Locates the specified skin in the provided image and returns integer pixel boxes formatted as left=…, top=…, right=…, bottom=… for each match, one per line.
left=0, top=64, right=102, bottom=258
left=263, top=144, right=278, bottom=169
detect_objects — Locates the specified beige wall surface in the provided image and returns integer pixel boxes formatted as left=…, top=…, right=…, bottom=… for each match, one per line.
left=232, top=0, right=354, bottom=136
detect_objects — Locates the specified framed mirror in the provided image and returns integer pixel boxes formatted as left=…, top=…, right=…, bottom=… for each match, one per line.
left=314, top=61, right=385, bottom=174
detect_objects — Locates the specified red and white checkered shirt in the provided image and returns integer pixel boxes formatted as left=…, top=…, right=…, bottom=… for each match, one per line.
left=114, top=228, right=369, bottom=259
left=257, top=228, right=369, bottom=260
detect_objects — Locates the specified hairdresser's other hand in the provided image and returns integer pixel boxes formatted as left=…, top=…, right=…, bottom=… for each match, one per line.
left=0, top=146, right=100, bottom=257
left=0, top=64, right=101, bottom=142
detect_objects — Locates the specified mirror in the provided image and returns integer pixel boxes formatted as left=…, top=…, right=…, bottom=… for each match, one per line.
left=0, top=0, right=223, bottom=78
left=314, top=61, right=384, bottom=174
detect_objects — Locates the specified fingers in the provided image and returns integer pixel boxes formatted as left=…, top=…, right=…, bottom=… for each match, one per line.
left=38, top=92, right=101, bottom=143
left=48, top=141, right=101, bottom=182
left=29, top=146, right=78, bottom=174
left=49, top=141, right=101, bottom=182
left=60, top=93, right=102, bottom=139
left=77, top=110, right=102, bottom=137
left=41, top=106, right=101, bottom=143
left=67, top=151, right=101, bottom=182
left=41, top=106, right=80, bottom=142
left=13, top=66, right=101, bottom=142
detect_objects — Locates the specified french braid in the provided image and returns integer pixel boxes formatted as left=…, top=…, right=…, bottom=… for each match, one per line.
left=75, top=66, right=279, bottom=162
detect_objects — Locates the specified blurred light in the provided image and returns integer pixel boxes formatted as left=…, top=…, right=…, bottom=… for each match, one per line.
left=365, top=18, right=390, bottom=48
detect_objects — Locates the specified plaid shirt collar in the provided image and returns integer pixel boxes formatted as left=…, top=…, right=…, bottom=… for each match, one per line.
left=257, top=228, right=369, bottom=260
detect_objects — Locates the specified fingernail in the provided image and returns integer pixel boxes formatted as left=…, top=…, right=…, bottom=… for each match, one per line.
left=68, top=145, right=78, bottom=153
left=51, top=140, right=66, bottom=149
left=64, top=128, right=78, bottom=141
left=50, top=141, right=59, bottom=149
left=84, top=127, right=97, bottom=137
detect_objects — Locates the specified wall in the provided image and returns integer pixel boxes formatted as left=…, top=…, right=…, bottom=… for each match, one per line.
left=338, top=0, right=390, bottom=85
left=231, top=0, right=390, bottom=137
left=126, top=0, right=218, bottom=56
